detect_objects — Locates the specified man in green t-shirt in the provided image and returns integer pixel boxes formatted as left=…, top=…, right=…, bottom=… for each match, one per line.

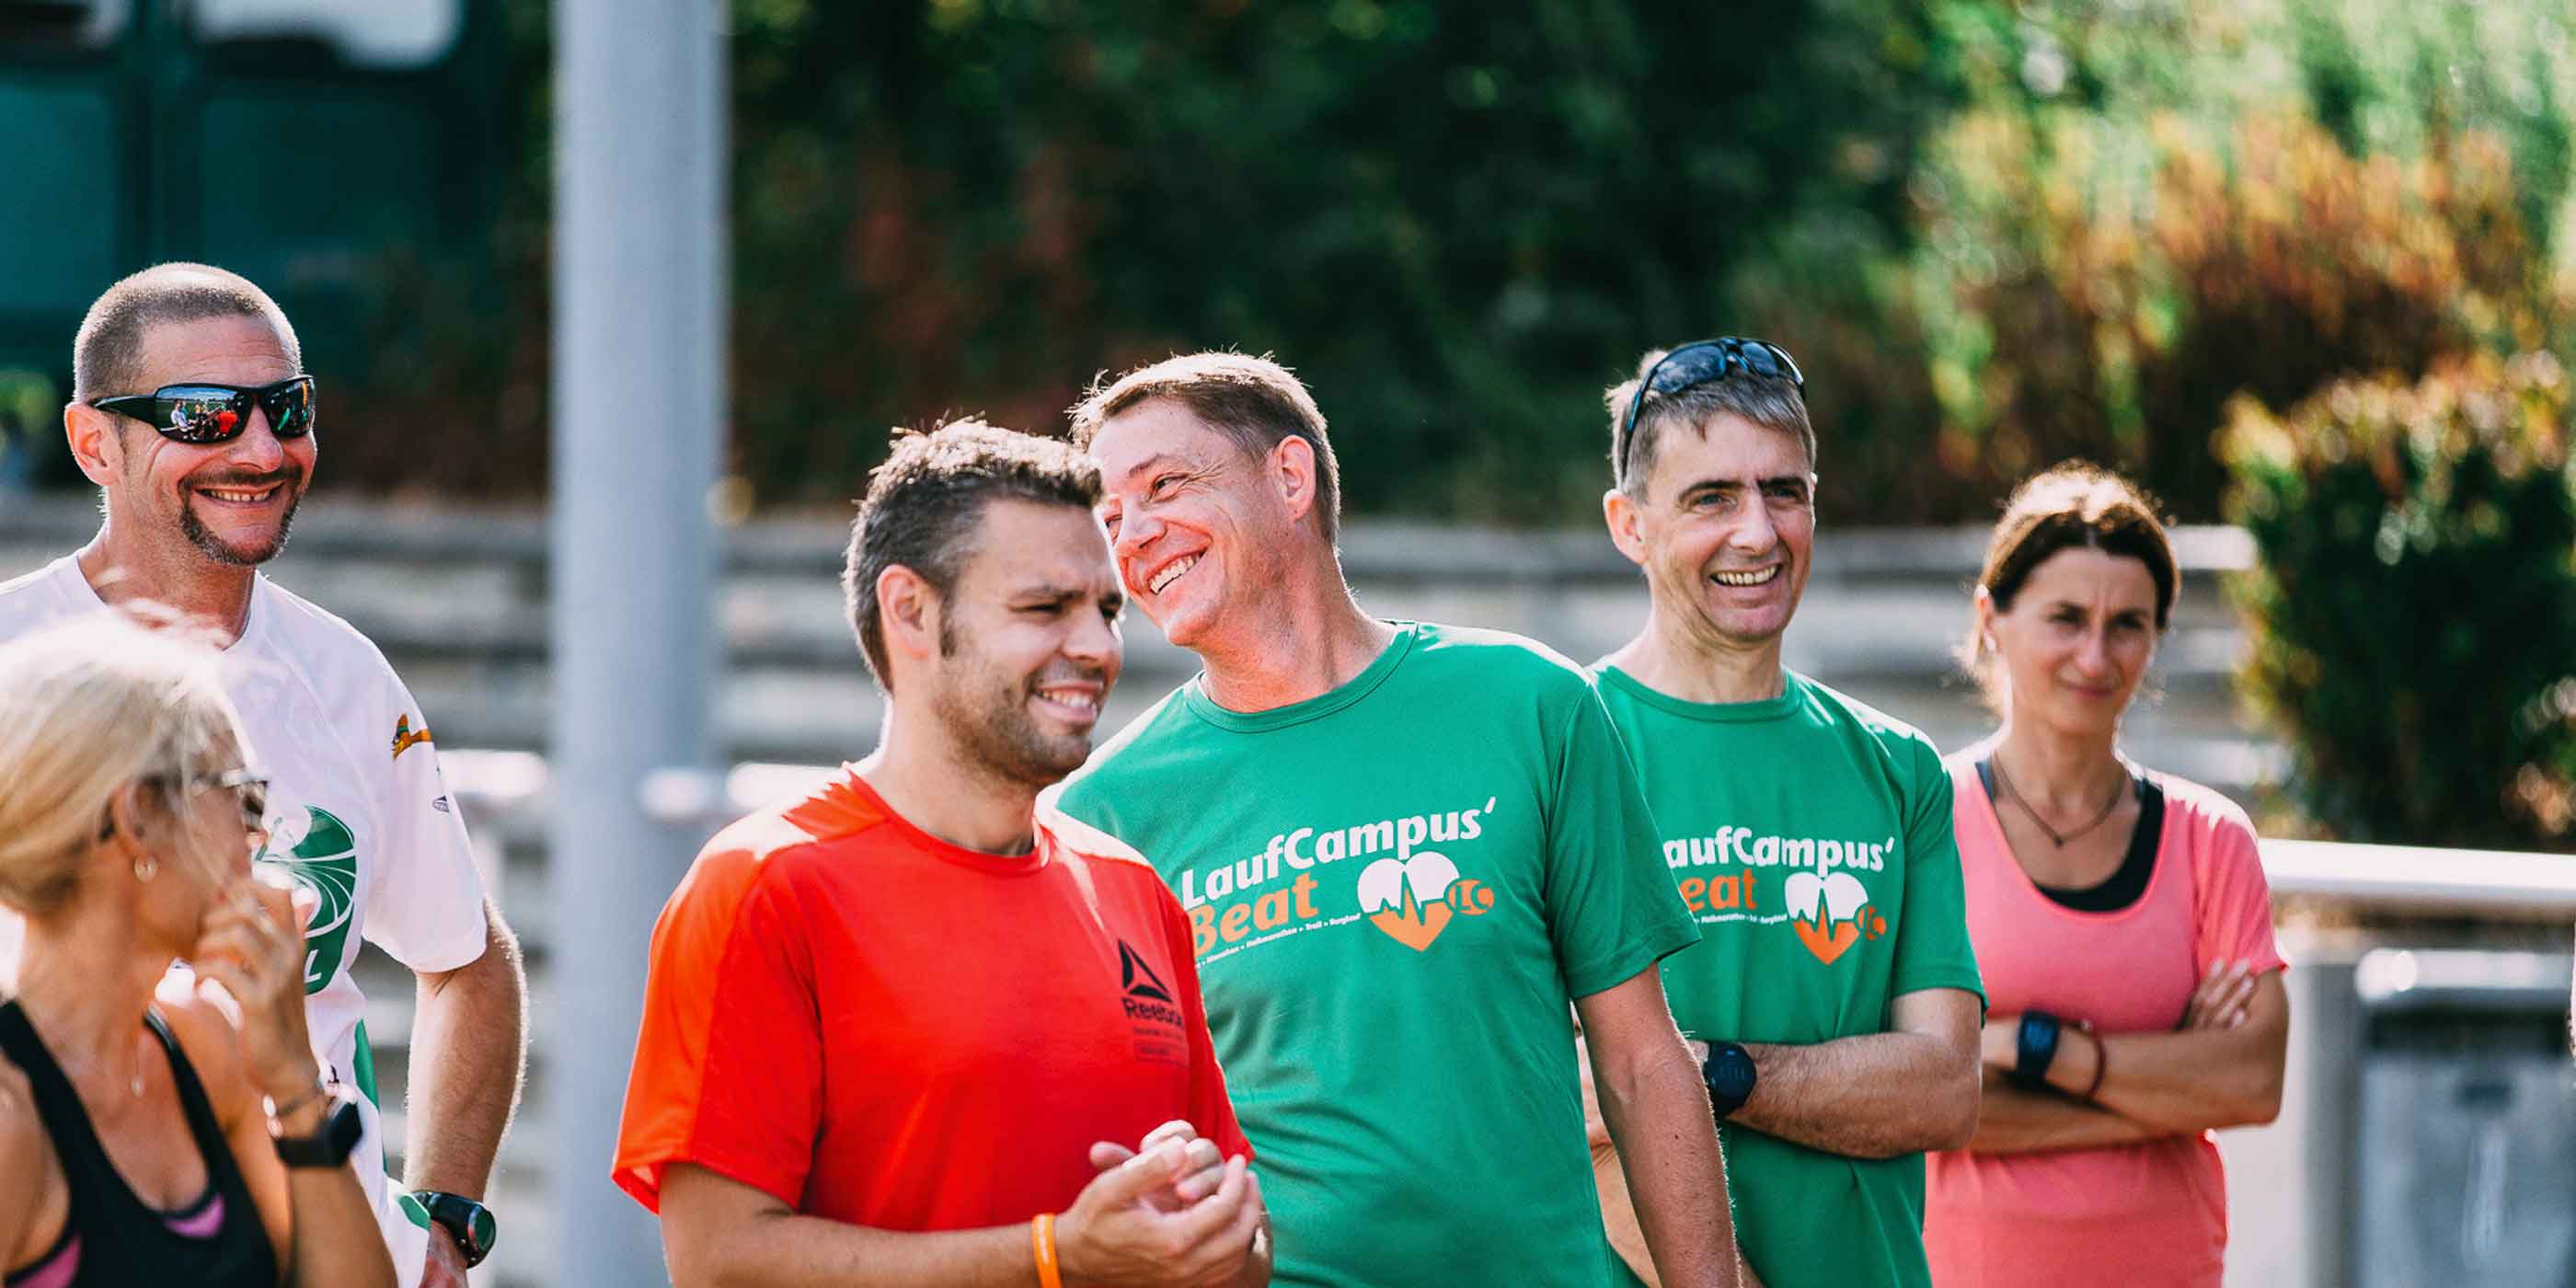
left=1048, top=352, right=1752, bottom=1288
left=1584, top=339, right=1985, bottom=1288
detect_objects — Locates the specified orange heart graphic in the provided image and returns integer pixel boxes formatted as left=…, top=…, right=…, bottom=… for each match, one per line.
left=1792, top=916, right=1859, bottom=965
left=1367, top=903, right=1454, bottom=952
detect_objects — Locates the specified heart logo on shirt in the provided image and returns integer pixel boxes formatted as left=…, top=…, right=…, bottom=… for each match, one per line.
left=1784, top=871, right=1870, bottom=966
left=1357, top=851, right=1489, bottom=951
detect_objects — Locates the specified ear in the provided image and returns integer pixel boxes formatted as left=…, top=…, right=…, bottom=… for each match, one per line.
left=102, top=779, right=157, bottom=851
left=1269, top=436, right=1318, bottom=527
left=875, top=564, right=945, bottom=681
left=1972, top=586, right=2001, bottom=650
left=65, top=404, right=122, bottom=489
left=1602, top=488, right=1648, bottom=568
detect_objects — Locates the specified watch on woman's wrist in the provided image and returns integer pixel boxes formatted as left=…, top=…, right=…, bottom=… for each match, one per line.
left=272, top=1090, right=363, bottom=1168
left=2010, top=1010, right=2064, bottom=1090
left=415, top=1190, right=499, bottom=1269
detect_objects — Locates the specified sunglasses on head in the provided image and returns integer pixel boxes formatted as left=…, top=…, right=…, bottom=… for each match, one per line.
left=90, top=376, right=316, bottom=445
left=1616, top=338, right=1803, bottom=480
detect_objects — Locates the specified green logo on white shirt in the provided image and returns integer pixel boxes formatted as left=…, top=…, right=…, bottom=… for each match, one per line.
left=257, top=805, right=358, bottom=994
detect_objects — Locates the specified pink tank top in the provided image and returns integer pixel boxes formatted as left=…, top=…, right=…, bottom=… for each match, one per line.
left=1922, top=750, right=2284, bottom=1288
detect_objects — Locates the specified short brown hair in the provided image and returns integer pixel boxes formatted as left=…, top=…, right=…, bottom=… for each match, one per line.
left=1067, top=352, right=1341, bottom=542
left=1604, top=348, right=1814, bottom=494
left=75, top=263, right=301, bottom=403
left=1961, top=461, right=2179, bottom=685
left=842, top=419, right=1103, bottom=692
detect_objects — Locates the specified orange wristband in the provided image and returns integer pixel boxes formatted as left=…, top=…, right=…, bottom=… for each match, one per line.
left=1032, top=1212, right=1063, bottom=1288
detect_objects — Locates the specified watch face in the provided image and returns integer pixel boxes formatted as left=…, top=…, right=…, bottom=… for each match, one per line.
left=1708, top=1045, right=1757, bottom=1099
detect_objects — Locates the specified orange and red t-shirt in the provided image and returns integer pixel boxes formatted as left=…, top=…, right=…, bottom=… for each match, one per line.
left=613, top=768, right=1248, bottom=1230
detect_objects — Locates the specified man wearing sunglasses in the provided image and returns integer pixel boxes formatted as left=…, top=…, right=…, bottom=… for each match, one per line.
left=1054, top=352, right=1749, bottom=1288
left=1584, top=339, right=1985, bottom=1288
left=0, top=263, right=527, bottom=1288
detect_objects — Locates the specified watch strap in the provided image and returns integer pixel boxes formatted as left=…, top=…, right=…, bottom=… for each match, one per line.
left=416, top=1190, right=499, bottom=1268
left=2011, top=1010, right=2064, bottom=1090
left=273, top=1093, right=363, bottom=1168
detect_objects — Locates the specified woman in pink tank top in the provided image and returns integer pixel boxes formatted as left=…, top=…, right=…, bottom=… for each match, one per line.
left=1922, top=465, right=2289, bottom=1288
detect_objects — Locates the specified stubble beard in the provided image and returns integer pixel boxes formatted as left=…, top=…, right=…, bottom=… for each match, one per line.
left=176, top=474, right=306, bottom=567
left=931, top=623, right=1094, bottom=789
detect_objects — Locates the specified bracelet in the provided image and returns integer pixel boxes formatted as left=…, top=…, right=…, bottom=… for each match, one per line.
left=2077, top=1022, right=2109, bottom=1101
left=1031, top=1212, right=1063, bottom=1288
left=267, top=1077, right=330, bottom=1122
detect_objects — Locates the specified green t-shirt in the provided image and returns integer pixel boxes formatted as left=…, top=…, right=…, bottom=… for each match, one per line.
left=1052, top=622, right=1700, bottom=1288
left=1592, top=665, right=1985, bottom=1288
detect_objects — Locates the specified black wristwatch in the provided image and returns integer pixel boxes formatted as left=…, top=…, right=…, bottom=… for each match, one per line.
left=416, top=1190, right=499, bottom=1269
left=2011, top=1010, right=2064, bottom=1090
left=1700, top=1041, right=1758, bottom=1120
left=273, top=1091, right=364, bottom=1168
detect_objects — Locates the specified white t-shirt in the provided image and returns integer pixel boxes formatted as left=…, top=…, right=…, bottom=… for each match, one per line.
left=0, top=555, right=491, bottom=1287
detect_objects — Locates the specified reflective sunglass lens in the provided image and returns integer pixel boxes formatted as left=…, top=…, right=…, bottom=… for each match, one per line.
left=1650, top=346, right=1731, bottom=396
left=266, top=383, right=315, bottom=437
left=160, top=392, right=249, bottom=443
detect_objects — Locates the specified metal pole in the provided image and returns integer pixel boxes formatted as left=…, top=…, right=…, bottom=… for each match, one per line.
left=550, top=0, right=726, bottom=1283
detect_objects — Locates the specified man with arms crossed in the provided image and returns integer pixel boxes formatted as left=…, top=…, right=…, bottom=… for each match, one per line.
left=0, top=263, right=528, bottom=1286
left=1053, top=353, right=1748, bottom=1288
left=615, top=420, right=1270, bottom=1288
left=1585, top=339, right=1984, bottom=1287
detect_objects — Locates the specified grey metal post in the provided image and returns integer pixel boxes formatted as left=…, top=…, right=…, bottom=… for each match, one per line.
left=550, top=1, right=726, bottom=1283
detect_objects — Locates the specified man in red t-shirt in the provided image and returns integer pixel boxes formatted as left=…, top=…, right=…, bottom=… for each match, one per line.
left=614, top=420, right=1271, bottom=1287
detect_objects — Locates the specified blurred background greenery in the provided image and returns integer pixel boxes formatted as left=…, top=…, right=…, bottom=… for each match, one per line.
left=8, top=0, right=2573, bottom=522
left=5, top=0, right=2573, bottom=847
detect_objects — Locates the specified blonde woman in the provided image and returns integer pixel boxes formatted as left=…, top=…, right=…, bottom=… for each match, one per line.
left=1921, top=465, right=2289, bottom=1287
left=0, top=614, right=395, bottom=1288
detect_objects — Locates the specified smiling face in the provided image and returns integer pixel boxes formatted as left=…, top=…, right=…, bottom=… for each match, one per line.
left=1609, top=409, right=1817, bottom=652
left=1980, top=546, right=2161, bottom=738
left=89, top=314, right=314, bottom=567
left=1088, top=397, right=1300, bottom=652
left=914, top=499, right=1125, bottom=788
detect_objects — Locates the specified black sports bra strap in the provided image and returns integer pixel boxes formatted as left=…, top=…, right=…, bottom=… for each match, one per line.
left=0, top=1000, right=123, bottom=1193
left=140, top=1009, right=258, bottom=1202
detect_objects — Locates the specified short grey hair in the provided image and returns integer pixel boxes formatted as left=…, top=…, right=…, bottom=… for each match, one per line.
left=75, top=262, right=301, bottom=403
left=1603, top=348, right=1814, bottom=494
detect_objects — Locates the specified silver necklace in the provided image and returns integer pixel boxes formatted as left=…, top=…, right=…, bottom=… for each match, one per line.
left=1992, top=753, right=2127, bottom=848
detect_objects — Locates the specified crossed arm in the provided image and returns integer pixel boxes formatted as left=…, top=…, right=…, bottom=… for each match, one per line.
left=1969, top=963, right=2288, bottom=1155
left=1727, top=987, right=1984, bottom=1159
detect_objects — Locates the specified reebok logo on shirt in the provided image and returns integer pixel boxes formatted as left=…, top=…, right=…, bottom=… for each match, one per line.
left=1117, top=939, right=1188, bottom=1065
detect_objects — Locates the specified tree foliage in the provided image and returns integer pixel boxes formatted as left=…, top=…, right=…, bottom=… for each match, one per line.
left=2222, top=352, right=2576, bottom=849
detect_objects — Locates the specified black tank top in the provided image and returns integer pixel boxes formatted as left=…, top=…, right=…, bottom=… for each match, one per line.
left=0, top=1000, right=278, bottom=1288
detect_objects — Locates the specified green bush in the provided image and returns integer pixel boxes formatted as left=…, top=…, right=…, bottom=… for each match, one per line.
left=1910, top=0, right=2576, bottom=521
left=2222, top=352, right=2576, bottom=848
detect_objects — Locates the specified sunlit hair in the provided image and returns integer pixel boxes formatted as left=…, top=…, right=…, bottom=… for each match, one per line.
left=1961, top=462, right=2179, bottom=707
left=843, top=418, right=1103, bottom=694
left=1066, top=351, right=1342, bottom=544
left=0, top=610, right=246, bottom=917
left=74, top=261, right=302, bottom=404
left=1603, top=348, right=1814, bottom=495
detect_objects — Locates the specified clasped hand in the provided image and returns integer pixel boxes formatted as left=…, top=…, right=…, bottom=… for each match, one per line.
left=1058, top=1120, right=1264, bottom=1288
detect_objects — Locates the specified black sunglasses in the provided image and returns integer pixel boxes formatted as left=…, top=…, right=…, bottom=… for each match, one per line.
left=91, top=376, right=316, bottom=445
left=1616, top=338, right=1803, bottom=480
